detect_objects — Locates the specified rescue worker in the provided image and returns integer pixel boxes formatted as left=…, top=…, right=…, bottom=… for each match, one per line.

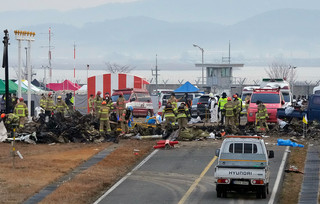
left=55, top=96, right=68, bottom=120
left=119, top=107, right=129, bottom=134
left=104, top=93, right=114, bottom=111
left=244, top=94, right=251, bottom=113
left=45, top=92, right=55, bottom=117
left=99, top=101, right=111, bottom=134
left=94, top=91, right=103, bottom=116
left=11, top=93, right=17, bottom=109
left=162, top=102, right=176, bottom=126
left=176, top=102, right=190, bottom=130
left=218, top=92, right=228, bottom=125
left=209, top=93, right=218, bottom=123
left=40, top=93, right=47, bottom=109
left=1, top=113, right=19, bottom=132
left=224, top=97, right=236, bottom=133
left=256, top=100, right=269, bottom=132
left=65, top=93, right=74, bottom=111
left=233, top=94, right=242, bottom=126
left=116, top=92, right=126, bottom=119
left=168, top=93, right=178, bottom=110
left=13, top=97, right=28, bottom=129
left=88, top=94, right=94, bottom=115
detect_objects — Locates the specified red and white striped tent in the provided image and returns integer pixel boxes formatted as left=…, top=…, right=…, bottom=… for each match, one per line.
left=87, top=73, right=149, bottom=98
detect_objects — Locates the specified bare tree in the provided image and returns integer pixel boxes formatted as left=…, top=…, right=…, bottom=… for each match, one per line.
left=265, top=62, right=297, bottom=83
left=105, top=62, right=135, bottom=73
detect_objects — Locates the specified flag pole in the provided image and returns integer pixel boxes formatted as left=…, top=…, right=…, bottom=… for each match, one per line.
left=73, top=42, right=76, bottom=110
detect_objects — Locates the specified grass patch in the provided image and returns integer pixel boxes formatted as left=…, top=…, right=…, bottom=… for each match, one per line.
left=279, top=143, right=308, bottom=204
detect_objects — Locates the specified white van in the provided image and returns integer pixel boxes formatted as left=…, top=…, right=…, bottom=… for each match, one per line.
left=313, top=85, right=320, bottom=94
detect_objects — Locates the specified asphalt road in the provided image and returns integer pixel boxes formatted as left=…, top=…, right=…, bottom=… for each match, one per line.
left=95, top=141, right=287, bottom=204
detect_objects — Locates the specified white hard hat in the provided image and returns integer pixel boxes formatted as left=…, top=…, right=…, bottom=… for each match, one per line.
left=209, top=93, right=214, bottom=98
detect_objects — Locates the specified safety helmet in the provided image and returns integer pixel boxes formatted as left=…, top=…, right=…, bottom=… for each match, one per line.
left=227, top=97, right=232, bottom=101
left=97, top=91, right=101, bottom=95
left=222, top=92, right=227, bottom=98
left=119, top=92, right=123, bottom=96
left=1, top=113, right=5, bottom=119
left=233, top=94, right=238, bottom=98
left=19, top=97, right=24, bottom=101
left=48, top=92, right=52, bottom=96
left=101, top=101, right=107, bottom=105
left=209, top=93, right=214, bottom=98
left=57, top=96, right=62, bottom=99
left=127, top=106, right=133, bottom=111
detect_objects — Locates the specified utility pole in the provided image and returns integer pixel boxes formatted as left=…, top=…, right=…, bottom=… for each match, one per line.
left=2, top=30, right=9, bottom=114
left=151, top=54, right=160, bottom=94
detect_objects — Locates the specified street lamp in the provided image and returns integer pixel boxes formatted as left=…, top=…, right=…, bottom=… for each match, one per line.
left=289, top=65, right=297, bottom=95
left=193, top=44, right=204, bottom=88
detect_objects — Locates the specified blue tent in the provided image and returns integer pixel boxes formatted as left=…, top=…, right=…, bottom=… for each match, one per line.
left=174, top=81, right=199, bottom=93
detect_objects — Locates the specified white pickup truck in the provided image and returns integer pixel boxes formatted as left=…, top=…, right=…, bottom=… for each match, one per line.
left=214, top=136, right=274, bottom=199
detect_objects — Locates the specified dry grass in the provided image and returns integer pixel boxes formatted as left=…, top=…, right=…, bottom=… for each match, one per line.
left=279, top=142, right=308, bottom=204
left=0, top=142, right=112, bottom=204
left=39, top=140, right=154, bottom=204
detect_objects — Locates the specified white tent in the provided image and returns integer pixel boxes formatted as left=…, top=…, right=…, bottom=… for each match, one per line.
left=15, top=80, right=43, bottom=93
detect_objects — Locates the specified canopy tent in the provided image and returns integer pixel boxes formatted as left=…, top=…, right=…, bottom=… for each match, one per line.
left=78, top=85, right=87, bottom=91
left=46, top=80, right=81, bottom=91
left=174, top=81, right=199, bottom=93
left=0, top=80, right=28, bottom=95
left=16, top=80, right=43, bottom=93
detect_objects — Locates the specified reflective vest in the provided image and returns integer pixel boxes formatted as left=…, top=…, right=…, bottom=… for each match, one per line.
left=45, top=97, right=56, bottom=111
left=99, top=105, right=110, bottom=120
left=70, top=96, right=74, bottom=104
left=176, top=106, right=189, bottom=119
left=163, top=107, right=176, bottom=118
left=119, top=109, right=127, bottom=122
left=40, top=96, right=46, bottom=108
left=117, top=97, right=126, bottom=110
left=168, top=97, right=178, bottom=109
left=106, top=99, right=114, bottom=110
left=14, top=102, right=28, bottom=117
left=94, top=96, right=102, bottom=110
left=234, top=98, right=242, bottom=113
left=224, top=102, right=235, bottom=117
left=218, top=98, right=228, bottom=110
left=5, top=113, right=19, bottom=125
left=88, top=97, right=94, bottom=108
left=56, top=100, right=68, bottom=113
left=257, top=104, right=268, bottom=119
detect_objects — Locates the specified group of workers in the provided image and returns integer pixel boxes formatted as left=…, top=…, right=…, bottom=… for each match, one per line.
left=212, top=92, right=268, bottom=133
left=88, top=91, right=131, bottom=135
left=162, top=93, right=191, bottom=131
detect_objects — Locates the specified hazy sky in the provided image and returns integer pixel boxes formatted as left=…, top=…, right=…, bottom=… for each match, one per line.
left=0, top=0, right=140, bottom=12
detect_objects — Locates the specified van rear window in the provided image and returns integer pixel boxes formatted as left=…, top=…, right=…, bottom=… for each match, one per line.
left=229, top=143, right=258, bottom=153
left=136, top=93, right=152, bottom=102
left=111, top=94, right=130, bottom=101
left=251, top=93, right=280, bottom=103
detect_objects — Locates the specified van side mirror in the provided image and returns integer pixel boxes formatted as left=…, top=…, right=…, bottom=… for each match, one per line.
left=130, top=98, right=136, bottom=102
left=215, top=149, right=220, bottom=157
left=281, top=100, right=285, bottom=105
left=268, top=150, right=274, bottom=158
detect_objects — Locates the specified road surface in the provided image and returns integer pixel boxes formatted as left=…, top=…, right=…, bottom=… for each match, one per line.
left=95, top=140, right=287, bottom=204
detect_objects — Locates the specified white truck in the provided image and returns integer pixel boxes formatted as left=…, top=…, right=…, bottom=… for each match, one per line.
left=214, top=136, right=274, bottom=199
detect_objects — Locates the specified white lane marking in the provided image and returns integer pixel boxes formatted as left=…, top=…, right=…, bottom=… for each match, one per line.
left=268, top=146, right=290, bottom=204
left=93, top=149, right=159, bottom=204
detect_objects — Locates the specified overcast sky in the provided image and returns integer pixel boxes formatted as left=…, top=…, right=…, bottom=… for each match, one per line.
left=0, top=0, right=140, bottom=12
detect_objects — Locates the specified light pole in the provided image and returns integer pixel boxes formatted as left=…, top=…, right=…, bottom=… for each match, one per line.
left=289, top=65, right=297, bottom=95
left=193, top=44, right=204, bottom=88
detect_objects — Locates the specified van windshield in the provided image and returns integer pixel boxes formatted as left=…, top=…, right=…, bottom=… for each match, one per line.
left=111, top=94, right=130, bottom=101
left=251, top=93, right=280, bottom=104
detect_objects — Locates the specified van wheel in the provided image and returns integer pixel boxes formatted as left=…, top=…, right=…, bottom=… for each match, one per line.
left=216, top=189, right=222, bottom=198
left=261, top=186, right=267, bottom=199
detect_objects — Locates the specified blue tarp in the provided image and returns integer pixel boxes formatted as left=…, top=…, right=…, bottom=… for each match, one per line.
left=174, top=81, right=199, bottom=93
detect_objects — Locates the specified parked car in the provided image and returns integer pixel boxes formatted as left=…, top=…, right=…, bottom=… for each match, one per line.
left=190, top=96, right=200, bottom=118
left=111, top=88, right=153, bottom=117
left=197, top=94, right=210, bottom=119
left=247, top=88, right=285, bottom=123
